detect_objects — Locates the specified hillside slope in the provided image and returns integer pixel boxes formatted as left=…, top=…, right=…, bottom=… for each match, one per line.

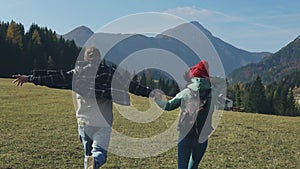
left=228, top=36, right=300, bottom=84
left=62, top=26, right=94, bottom=47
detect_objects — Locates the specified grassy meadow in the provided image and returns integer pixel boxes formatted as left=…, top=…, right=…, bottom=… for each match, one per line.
left=0, top=78, right=299, bottom=169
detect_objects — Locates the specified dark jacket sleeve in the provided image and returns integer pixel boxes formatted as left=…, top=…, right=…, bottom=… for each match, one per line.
left=28, top=70, right=73, bottom=89
left=128, top=81, right=152, bottom=97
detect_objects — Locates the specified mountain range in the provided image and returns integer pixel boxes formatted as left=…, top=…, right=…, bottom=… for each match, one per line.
left=62, top=21, right=271, bottom=75
left=228, top=36, right=300, bottom=84
left=63, top=26, right=94, bottom=47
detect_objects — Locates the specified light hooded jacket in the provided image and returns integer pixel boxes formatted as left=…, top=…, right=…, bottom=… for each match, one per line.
left=155, top=77, right=212, bottom=139
left=28, top=62, right=151, bottom=126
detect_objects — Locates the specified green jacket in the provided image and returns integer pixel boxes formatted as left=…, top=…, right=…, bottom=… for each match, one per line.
left=155, top=77, right=212, bottom=138
left=155, top=77, right=211, bottom=111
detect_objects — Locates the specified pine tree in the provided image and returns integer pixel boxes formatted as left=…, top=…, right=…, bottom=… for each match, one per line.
left=244, top=76, right=267, bottom=113
left=32, top=29, right=41, bottom=45
left=265, top=84, right=276, bottom=114
left=47, top=56, right=56, bottom=69
left=6, top=20, right=24, bottom=48
left=286, top=88, right=297, bottom=116
left=234, top=82, right=244, bottom=108
left=273, top=88, right=281, bottom=115
left=140, top=71, right=147, bottom=87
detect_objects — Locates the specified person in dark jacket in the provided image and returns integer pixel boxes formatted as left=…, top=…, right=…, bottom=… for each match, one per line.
left=13, top=47, right=151, bottom=169
left=153, top=60, right=212, bottom=169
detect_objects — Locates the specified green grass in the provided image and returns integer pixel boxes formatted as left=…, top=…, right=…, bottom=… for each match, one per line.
left=1, top=78, right=300, bottom=168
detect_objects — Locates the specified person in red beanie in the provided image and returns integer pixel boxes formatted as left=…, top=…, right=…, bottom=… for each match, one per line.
left=153, top=60, right=213, bottom=169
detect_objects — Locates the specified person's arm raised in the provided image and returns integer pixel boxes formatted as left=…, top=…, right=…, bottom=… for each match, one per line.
left=12, top=70, right=74, bottom=89
left=12, top=74, right=29, bottom=86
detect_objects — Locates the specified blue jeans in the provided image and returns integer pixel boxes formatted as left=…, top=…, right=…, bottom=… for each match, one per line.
left=78, top=124, right=112, bottom=169
left=178, top=136, right=208, bottom=169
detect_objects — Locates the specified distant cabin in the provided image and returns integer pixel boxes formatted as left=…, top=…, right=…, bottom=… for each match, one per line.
left=215, top=96, right=233, bottom=111
left=293, top=88, right=300, bottom=105
left=295, top=95, right=300, bottom=105
left=224, top=97, right=233, bottom=110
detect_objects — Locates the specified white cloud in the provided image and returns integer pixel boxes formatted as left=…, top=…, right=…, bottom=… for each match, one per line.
left=165, top=6, right=216, bottom=18
left=164, top=6, right=243, bottom=23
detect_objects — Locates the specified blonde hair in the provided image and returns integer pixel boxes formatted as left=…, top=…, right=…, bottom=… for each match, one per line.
left=84, top=47, right=101, bottom=61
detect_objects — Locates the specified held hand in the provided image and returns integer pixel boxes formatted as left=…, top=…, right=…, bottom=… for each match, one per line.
left=12, top=74, right=29, bottom=86
left=149, top=90, right=162, bottom=100
left=154, top=91, right=162, bottom=100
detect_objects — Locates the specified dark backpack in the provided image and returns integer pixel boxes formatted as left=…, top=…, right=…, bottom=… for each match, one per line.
left=178, top=88, right=210, bottom=137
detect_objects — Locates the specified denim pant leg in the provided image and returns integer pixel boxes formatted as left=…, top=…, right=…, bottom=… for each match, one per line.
left=188, top=139, right=208, bottom=169
left=178, top=136, right=192, bottom=169
left=92, top=127, right=112, bottom=168
left=78, top=125, right=93, bottom=169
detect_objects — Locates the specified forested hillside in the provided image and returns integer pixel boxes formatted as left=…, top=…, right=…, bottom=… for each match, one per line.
left=0, top=20, right=80, bottom=77
left=228, top=73, right=300, bottom=116
left=227, top=35, right=300, bottom=116
left=228, top=36, right=300, bottom=84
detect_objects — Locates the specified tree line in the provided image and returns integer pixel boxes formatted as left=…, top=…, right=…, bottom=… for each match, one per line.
left=136, top=69, right=180, bottom=97
left=0, top=20, right=80, bottom=77
left=0, top=20, right=179, bottom=96
left=228, top=74, right=300, bottom=116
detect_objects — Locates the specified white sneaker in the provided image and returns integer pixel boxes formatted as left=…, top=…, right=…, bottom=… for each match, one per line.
left=87, top=156, right=95, bottom=169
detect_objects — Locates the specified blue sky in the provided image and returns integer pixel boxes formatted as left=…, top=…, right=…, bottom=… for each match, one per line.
left=0, top=0, right=299, bottom=53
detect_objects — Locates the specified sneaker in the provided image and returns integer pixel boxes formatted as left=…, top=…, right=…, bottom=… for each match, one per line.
left=87, top=156, right=95, bottom=169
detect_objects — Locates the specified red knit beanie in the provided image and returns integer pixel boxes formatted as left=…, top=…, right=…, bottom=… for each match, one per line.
left=189, top=60, right=210, bottom=79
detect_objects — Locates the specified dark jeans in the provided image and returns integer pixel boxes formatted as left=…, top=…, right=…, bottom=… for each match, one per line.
left=178, top=136, right=208, bottom=169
